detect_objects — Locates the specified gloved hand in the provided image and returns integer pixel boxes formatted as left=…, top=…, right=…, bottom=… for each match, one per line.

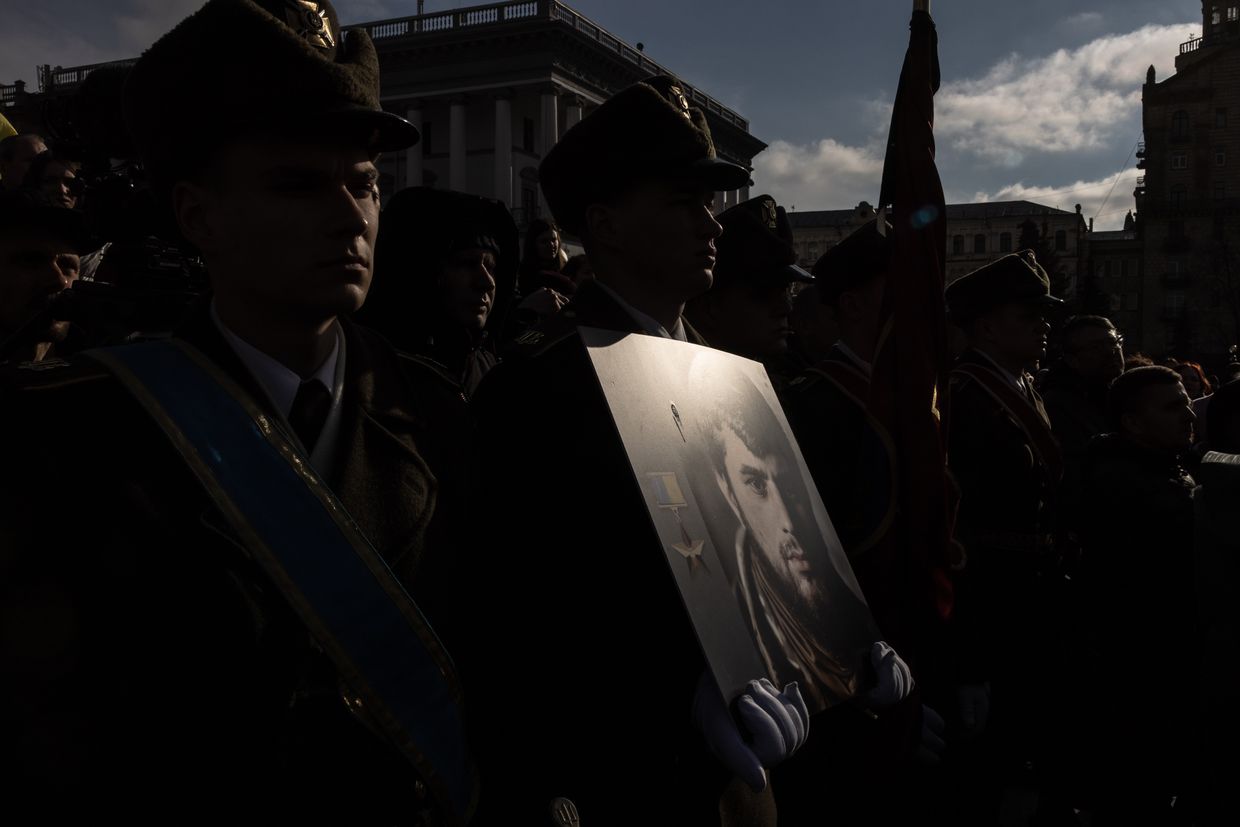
left=957, top=682, right=991, bottom=737
left=865, top=641, right=915, bottom=709
left=692, top=672, right=810, bottom=792
left=919, top=705, right=947, bottom=765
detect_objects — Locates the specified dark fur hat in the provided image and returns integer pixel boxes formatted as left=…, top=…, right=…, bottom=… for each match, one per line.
left=712, top=194, right=811, bottom=290
left=814, top=218, right=892, bottom=304
left=539, top=76, right=751, bottom=237
left=123, top=0, right=417, bottom=189
left=945, top=248, right=1064, bottom=325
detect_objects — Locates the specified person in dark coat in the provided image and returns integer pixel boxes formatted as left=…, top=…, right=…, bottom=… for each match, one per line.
left=467, top=76, right=812, bottom=826
left=1074, top=366, right=1198, bottom=825
left=358, top=186, right=519, bottom=398
left=0, top=2, right=471, bottom=822
left=1041, top=315, right=1125, bottom=464
left=944, top=250, right=1068, bottom=821
left=778, top=218, right=946, bottom=825
left=683, top=194, right=812, bottom=390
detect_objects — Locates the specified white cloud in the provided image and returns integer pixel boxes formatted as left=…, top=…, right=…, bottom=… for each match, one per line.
left=752, top=137, right=885, bottom=212
left=935, top=22, right=1192, bottom=165
left=964, top=166, right=1143, bottom=231
left=1060, top=11, right=1105, bottom=33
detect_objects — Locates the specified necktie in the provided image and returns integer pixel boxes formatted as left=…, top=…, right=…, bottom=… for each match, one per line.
left=289, top=379, right=332, bottom=454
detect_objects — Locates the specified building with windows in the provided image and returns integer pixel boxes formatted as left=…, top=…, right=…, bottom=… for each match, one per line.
left=787, top=199, right=1087, bottom=294
left=1135, top=1, right=1240, bottom=361
left=1084, top=219, right=1145, bottom=349
left=0, top=1, right=766, bottom=233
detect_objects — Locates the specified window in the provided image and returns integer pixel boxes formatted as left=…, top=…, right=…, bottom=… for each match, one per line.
left=1216, top=181, right=1228, bottom=199
left=952, top=235, right=964, bottom=255
left=1217, top=108, right=1228, bottom=128
left=1170, top=185, right=1187, bottom=208
left=1120, top=259, right=1130, bottom=279
left=1102, top=260, right=1113, bottom=279
left=973, top=234, right=986, bottom=254
left=999, top=232, right=1012, bottom=252
left=1214, top=7, right=1222, bottom=26
left=1172, top=152, right=1188, bottom=169
left=1170, top=220, right=1186, bottom=239
left=522, top=117, right=535, bottom=152
left=1172, top=110, right=1190, bottom=139
left=1217, top=146, right=1228, bottom=166
left=1166, top=291, right=1186, bottom=312
left=1055, top=230, right=1067, bottom=252
left=1230, top=7, right=1239, bottom=22
left=1124, top=293, right=1139, bottom=312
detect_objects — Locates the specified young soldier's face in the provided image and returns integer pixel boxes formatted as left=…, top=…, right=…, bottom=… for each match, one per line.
left=607, top=180, right=722, bottom=301
left=178, top=137, right=380, bottom=326
left=1126, top=381, right=1196, bottom=454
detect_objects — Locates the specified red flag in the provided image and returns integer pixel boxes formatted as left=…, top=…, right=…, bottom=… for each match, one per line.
left=869, top=2, right=956, bottom=634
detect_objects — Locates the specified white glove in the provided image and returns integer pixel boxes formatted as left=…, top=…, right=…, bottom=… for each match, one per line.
left=692, top=672, right=810, bottom=792
left=865, top=641, right=915, bottom=708
left=957, top=682, right=991, bottom=737
left=919, top=705, right=947, bottom=765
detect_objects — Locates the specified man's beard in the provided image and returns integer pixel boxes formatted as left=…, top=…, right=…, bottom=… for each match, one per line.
left=762, top=535, right=825, bottom=623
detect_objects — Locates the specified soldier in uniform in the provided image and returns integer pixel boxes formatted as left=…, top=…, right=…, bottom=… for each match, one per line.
left=943, top=249, right=1066, bottom=821
left=777, top=219, right=945, bottom=825
left=467, top=77, right=810, bottom=826
left=0, top=2, right=472, bottom=822
left=683, top=193, right=813, bottom=389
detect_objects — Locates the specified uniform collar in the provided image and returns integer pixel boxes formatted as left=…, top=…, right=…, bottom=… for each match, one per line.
left=973, top=347, right=1028, bottom=394
left=593, top=281, right=687, bottom=342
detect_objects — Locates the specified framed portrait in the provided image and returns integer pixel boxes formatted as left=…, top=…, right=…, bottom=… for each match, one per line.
left=583, top=328, right=880, bottom=713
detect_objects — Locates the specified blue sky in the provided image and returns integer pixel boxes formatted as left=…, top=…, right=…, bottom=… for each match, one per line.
left=0, top=0, right=1206, bottom=228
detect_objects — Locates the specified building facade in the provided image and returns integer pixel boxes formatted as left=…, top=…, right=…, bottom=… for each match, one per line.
left=787, top=199, right=1088, bottom=294
left=1084, top=222, right=1146, bottom=349
left=1, top=1, right=766, bottom=232
left=1136, top=1, right=1240, bottom=362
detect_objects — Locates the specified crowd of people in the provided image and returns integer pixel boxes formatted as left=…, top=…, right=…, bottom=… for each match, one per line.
left=1, top=1, right=1236, bottom=825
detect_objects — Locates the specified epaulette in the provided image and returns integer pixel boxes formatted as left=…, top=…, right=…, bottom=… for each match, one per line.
left=507, top=315, right=579, bottom=359
left=782, top=371, right=825, bottom=395
left=1, top=355, right=113, bottom=394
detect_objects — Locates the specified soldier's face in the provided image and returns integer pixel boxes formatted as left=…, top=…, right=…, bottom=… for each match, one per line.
left=602, top=180, right=722, bottom=301
left=0, top=230, right=79, bottom=341
left=699, top=281, right=794, bottom=360
left=177, top=138, right=380, bottom=327
left=979, top=302, right=1049, bottom=367
left=716, top=425, right=818, bottom=605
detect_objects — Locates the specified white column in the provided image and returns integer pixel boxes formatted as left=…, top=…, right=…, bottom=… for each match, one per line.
left=404, top=104, right=423, bottom=189
left=714, top=191, right=727, bottom=213
left=538, top=86, right=560, bottom=219
left=494, top=93, right=513, bottom=206
left=564, top=94, right=583, bottom=131
left=449, top=97, right=467, bottom=192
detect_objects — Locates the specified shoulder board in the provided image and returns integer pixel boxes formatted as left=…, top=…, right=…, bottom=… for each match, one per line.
left=782, top=371, right=825, bottom=394
left=508, top=320, right=578, bottom=359
left=2, top=355, right=112, bottom=393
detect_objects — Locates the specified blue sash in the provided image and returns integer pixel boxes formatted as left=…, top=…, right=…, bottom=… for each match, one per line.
left=86, top=339, right=474, bottom=824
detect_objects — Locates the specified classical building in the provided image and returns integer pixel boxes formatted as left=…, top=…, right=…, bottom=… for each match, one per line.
left=787, top=199, right=1088, bottom=294
left=1136, top=1, right=1240, bottom=361
left=1, top=1, right=766, bottom=231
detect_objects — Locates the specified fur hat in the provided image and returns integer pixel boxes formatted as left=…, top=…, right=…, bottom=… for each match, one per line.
left=813, top=218, right=893, bottom=304
left=123, top=0, right=418, bottom=189
left=539, top=76, right=751, bottom=237
left=945, top=249, right=1064, bottom=325
left=712, top=194, right=811, bottom=290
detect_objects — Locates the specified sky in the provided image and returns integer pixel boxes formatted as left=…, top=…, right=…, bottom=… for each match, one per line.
left=0, top=0, right=1208, bottom=229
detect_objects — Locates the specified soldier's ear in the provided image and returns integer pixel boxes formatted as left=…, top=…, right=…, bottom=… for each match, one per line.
left=172, top=179, right=216, bottom=255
